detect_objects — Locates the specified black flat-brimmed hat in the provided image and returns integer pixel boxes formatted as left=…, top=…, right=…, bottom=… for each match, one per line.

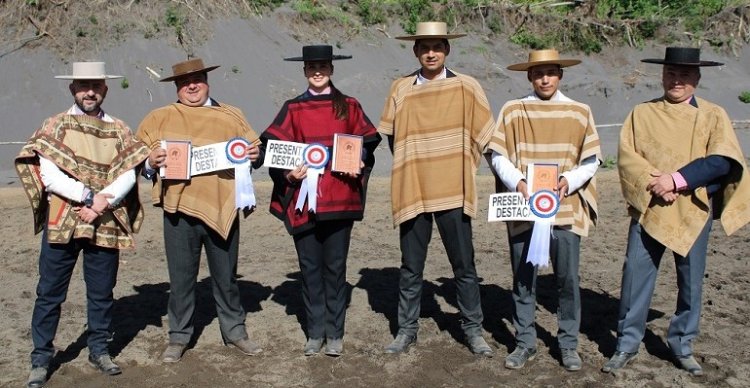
left=159, top=58, right=220, bottom=82
left=641, top=47, right=723, bottom=67
left=284, top=45, right=352, bottom=62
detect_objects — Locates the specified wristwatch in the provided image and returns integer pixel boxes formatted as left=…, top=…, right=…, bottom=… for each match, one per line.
left=83, top=190, right=95, bottom=208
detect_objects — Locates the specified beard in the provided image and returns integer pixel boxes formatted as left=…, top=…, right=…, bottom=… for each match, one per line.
left=75, top=96, right=102, bottom=113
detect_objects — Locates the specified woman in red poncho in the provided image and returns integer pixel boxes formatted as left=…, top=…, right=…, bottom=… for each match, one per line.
left=260, top=45, right=381, bottom=356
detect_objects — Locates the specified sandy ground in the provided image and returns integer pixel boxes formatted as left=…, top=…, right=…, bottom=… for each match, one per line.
left=1, top=168, right=749, bottom=388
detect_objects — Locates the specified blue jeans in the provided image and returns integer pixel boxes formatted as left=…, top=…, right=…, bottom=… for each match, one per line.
left=30, top=230, right=119, bottom=367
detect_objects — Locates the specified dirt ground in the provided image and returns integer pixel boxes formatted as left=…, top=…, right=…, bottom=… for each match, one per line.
left=1, top=167, right=749, bottom=388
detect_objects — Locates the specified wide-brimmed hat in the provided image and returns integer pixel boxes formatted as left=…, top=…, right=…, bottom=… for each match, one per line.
left=284, top=45, right=352, bottom=62
left=507, top=49, right=581, bottom=71
left=54, top=62, right=122, bottom=80
left=159, top=58, right=220, bottom=82
left=641, top=47, right=723, bottom=67
left=395, top=21, right=466, bottom=41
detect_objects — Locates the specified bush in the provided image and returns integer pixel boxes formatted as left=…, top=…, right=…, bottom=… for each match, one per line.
left=739, top=91, right=750, bottom=104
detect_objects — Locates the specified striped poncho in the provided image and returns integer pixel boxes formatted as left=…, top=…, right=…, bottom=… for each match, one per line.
left=488, top=96, right=601, bottom=237
left=136, top=102, right=260, bottom=240
left=378, top=70, right=495, bottom=227
left=15, top=113, right=150, bottom=249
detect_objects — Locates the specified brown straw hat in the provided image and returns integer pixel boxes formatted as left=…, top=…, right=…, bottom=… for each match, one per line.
left=507, top=49, right=581, bottom=71
left=159, top=58, right=220, bottom=82
left=395, top=21, right=466, bottom=40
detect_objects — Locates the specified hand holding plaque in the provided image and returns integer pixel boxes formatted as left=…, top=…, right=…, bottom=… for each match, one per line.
left=526, top=163, right=559, bottom=194
left=160, top=140, right=191, bottom=180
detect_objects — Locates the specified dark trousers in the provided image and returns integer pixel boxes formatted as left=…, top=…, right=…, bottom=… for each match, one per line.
left=31, top=230, right=119, bottom=367
left=397, top=208, right=484, bottom=337
left=293, top=220, right=353, bottom=340
left=163, top=212, right=247, bottom=345
left=616, top=217, right=712, bottom=356
left=508, top=227, right=581, bottom=350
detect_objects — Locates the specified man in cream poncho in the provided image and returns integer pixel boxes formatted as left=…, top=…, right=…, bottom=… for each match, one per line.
left=378, top=21, right=495, bottom=356
left=602, top=47, right=750, bottom=376
left=137, top=58, right=264, bottom=363
left=487, top=49, right=601, bottom=371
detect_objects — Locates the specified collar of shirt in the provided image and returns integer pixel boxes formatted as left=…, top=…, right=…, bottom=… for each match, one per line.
left=522, top=90, right=573, bottom=102
left=67, top=104, right=113, bottom=123
left=416, top=66, right=448, bottom=85
left=307, top=86, right=331, bottom=96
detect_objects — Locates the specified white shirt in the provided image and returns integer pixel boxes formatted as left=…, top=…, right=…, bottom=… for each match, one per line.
left=39, top=105, right=136, bottom=205
left=490, top=91, right=599, bottom=194
left=415, top=66, right=448, bottom=85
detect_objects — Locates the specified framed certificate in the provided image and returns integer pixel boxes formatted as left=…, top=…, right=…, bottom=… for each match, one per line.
left=526, top=163, right=559, bottom=193
left=331, top=134, right=363, bottom=174
left=160, top=140, right=192, bottom=180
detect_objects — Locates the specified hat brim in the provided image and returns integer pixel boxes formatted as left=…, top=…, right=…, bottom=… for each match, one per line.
left=507, top=59, right=581, bottom=71
left=395, top=33, right=466, bottom=41
left=54, top=75, right=123, bottom=80
left=641, top=59, right=723, bottom=67
left=159, top=65, right=220, bottom=82
left=284, top=55, right=352, bottom=61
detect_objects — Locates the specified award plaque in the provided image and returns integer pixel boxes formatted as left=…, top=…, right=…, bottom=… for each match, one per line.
left=160, top=140, right=192, bottom=180
left=527, top=163, right=559, bottom=193
left=331, top=133, right=363, bottom=174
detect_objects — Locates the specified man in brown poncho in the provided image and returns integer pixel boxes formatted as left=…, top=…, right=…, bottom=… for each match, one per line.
left=137, top=58, right=264, bottom=362
left=378, top=21, right=495, bottom=356
left=487, top=49, right=601, bottom=372
left=603, top=47, right=750, bottom=376
left=16, top=62, right=150, bottom=388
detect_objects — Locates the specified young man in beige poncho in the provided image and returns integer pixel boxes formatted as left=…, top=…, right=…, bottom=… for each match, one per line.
left=602, top=47, right=750, bottom=376
left=16, top=62, right=150, bottom=388
left=137, top=58, right=264, bottom=363
left=378, top=21, right=495, bottom=356
left=487, top=49, right=601, bottom=371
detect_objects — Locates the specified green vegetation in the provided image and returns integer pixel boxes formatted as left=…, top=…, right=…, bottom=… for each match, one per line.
left=3, top=0, right=747, bottom=59
left=601, top=155, right=617, bottom=170
left=739, top=91, right=750, bottom=104
left=120, top=77, right=129, bottom=89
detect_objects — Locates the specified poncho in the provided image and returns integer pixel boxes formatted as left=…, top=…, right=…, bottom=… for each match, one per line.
left=378, top=71, right=495, bottom=227
left=15, top=113, right=150, bottom=249
left=618, top=96, right=750, bottom=256
left=488, top=99, right=601, bottom=237
left=136, top=102, right=260, bottom=239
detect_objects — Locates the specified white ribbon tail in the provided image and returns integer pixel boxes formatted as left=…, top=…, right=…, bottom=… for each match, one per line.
left=234, top=162, right=256, bottom=209
left=295, top=168, right=323, bottom=212
left=526, top=220, right=552, bottom=268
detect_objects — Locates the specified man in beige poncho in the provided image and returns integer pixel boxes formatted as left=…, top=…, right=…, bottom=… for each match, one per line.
left=378, top=21, right=495, bottom=356
left=137, top=58, right=264, bottom=362
left=602, top=47, right=750, bottom=376
left=16, top=62, right=150, bottom=387
left=487, top=49, right=601, bottom=371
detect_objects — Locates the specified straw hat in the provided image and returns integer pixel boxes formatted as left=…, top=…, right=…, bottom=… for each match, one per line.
left=507, top=49, right=581, bottom=71
left=284, top=45, right=352, bottom=61
left=641, top=47, right=723, bottom=67
left=159, top=58, right=220, bottom=82
left=54, top=62, right=122, bottom=80
left=395, top=21, right=466, bottom=40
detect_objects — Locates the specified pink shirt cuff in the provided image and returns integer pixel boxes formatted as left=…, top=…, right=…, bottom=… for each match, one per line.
left=671, top=172, right=688, bottom=191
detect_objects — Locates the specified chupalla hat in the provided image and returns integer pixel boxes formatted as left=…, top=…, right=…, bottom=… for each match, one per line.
left=284, top=45, right=352, bottom=61
left=507, top=49, right=581, bottom=71
left=395, top=21, right=466, bottom=40
left=54, top=62, right=122, bottom=80
left=641, top=47, right=723, bottom=67
left=159, top=58, right=220, bottom=82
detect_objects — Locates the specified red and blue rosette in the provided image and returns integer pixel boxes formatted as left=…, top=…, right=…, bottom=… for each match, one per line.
left=529, top=190, right=560, bottom=219
left=303, top=143, right=330, bottom=169
left=225, top=137, right=251, bottom=164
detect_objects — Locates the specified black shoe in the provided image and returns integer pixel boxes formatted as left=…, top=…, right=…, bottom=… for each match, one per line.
left=384, top=334, right=416, bottom=354
left=88, top=354, right=122, bottom=376
left=602, top=351, right=637, bottom=373
left=27, top=366, right=48, bottom=388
